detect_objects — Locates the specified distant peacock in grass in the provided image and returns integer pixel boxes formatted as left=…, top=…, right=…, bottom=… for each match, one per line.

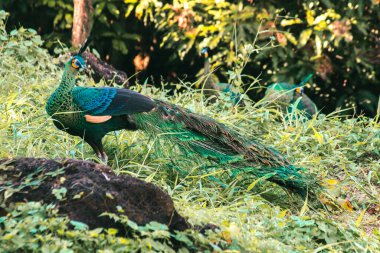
left=263, top=74, right=318, bottom=119
left=46, top=41, right=318, bottom=196
left=200, top=47, right=243, bottom=106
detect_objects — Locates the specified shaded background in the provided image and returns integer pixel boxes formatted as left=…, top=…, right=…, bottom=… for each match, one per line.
left=1, top=0, right=379, bottom=116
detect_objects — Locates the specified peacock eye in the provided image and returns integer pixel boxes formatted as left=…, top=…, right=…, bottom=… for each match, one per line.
left=71, top=59, right=79, bottom=69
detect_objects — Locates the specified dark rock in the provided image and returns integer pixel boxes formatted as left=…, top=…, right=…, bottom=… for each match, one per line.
left=0, top=158, right=189, bottom=232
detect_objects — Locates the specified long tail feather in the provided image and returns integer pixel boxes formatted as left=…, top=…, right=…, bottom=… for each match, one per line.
left=131, top=99, right=318, bottom=195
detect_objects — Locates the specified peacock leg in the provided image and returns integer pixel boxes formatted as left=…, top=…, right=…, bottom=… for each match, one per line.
left=86, top=138, right=108, bottom=163
left=100, top=151, right=108, bottom=164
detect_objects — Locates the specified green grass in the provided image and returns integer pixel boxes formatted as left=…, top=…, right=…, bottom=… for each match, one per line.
left=1, top=11, right=380, bottom=252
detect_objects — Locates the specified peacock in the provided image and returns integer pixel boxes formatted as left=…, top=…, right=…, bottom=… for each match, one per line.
left=263, top=74, right=318, bottom=119
left=46, top=41, right=317, bottom=196
left=200, top=47, right=243, bottom=106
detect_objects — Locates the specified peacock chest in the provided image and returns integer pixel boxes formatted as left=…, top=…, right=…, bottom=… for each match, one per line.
left=46, top=89, right=85, bottom=134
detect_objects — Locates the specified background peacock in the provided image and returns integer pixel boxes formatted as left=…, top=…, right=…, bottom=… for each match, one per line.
left=263, top=74, right=318, bottom=119
left=200, top=47, right=243, bottom=106
left=46, top=41, right=318, bottom=196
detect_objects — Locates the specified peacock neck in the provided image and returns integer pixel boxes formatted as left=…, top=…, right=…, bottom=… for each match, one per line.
left=204, top=58, right=211, bottom=75
left=203, top=57, right=218, bottom=90
left=46, top=64, right=78, bottom=116
left=58, top=65, right=77, bottom=93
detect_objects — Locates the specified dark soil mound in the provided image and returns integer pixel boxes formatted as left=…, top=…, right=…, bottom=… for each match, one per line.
left=0, top=158, right=189, bottom=232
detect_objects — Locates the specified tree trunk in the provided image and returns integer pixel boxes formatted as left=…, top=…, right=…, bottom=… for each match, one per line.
left=82, top=51, right=129, bottom=87
left=72, top=0, right=94, bottom=47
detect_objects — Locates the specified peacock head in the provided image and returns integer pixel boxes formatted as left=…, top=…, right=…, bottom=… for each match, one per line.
left=295, top=87, right=304, bottom=95
left=67, top=38, right=91, bottom=70
left=201, top=47, right=210, bottom=58
left=70, top=55, right=86, bottom=70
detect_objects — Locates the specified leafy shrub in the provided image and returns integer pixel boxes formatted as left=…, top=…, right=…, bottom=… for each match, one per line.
left=1, top=1, right=379, bottom=116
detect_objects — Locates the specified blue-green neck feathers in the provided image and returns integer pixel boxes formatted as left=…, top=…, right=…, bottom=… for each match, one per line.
left=46, top=56, right=83, bottom=116
left=58, top=55, right=85, bottom=91
left=201, top=48, right=211, bottom=73
left=61, top=55, right=85, bottom=89
left=60, top=63, right=78, bottom=90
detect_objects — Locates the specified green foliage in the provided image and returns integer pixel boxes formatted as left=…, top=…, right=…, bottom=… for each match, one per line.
left=0, top=10, right=380, bottom=252
left=52, top=187, right=67, bottom=200
left=1, top=1, right=379, bottom=115
left=0, top=201, right=213, bottom=252
left=124, top=0, right=380, bottom=115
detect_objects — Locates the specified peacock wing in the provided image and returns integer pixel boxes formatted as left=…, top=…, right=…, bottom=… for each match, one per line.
left=264, top=83, right=296, bottom=105
left=293, top=93, right=318, bottom=117
left=72, top=87, right=156, bottom=116
left=300, top=94, right=318, bottom=116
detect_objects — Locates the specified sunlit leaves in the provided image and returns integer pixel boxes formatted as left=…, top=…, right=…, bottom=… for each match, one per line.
left=107, top=3, right=120, bottom=17
left=280, top=18, right=302, bottom=27
left=337, top=198, right=354, bottom=212
left=306, top=9, right=316, bottom=26
left=52, top=187, right=67, bottom=200
left=355, top=208, right=367, bottom=227
left=298, top=29, right=313, bottom=48
left=70, top=220, right=89, bottom=230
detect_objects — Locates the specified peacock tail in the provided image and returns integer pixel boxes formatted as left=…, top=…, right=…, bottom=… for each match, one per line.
left=131, top=99, right=317, bottom=195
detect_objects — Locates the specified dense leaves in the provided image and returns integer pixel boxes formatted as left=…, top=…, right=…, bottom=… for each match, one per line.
left=0, top=1, right=379, bottom=116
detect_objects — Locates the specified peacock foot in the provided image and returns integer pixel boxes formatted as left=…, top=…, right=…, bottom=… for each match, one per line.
left=96, top=151, right=108, bottom=164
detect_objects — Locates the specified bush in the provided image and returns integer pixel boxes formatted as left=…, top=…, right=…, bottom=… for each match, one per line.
left=1, top=1, right=379, bottom=115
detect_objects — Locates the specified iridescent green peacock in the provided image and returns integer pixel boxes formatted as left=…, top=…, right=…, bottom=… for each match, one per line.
left=263, top=74, right=318, bottom=119
left=46, top=41, right=318, bottom=197
left=200, top=47, right=243, bottom=106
